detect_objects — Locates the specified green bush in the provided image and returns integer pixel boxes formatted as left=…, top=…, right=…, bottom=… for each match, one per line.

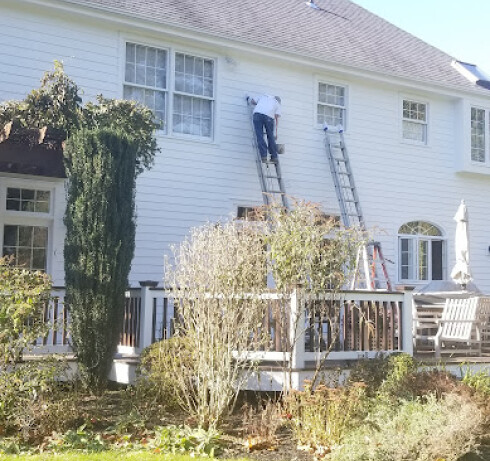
left=0, top=359, right=80, bottom=443
left=347, top=354, right=391, bottom=396
left=284, top=382, right=367, bottom=452
left=0, top=257, right=52, bottom=365
left=329, top=393, right=482, bottom=461
left=151, top=425, right=221, bottom=457
left=135, top=336, right=197, bottom=416
left=461, top=367, right=490, bottom=396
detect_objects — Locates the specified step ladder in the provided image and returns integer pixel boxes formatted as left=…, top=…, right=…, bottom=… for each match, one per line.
left=323, top=125, right=392, bottom=291
left=247, top=100, right=288, bottom=209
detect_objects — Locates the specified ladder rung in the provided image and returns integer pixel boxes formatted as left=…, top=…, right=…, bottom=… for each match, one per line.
left=268, top=190, right=285, bottom=194
left=333, top=157, right=347, bottom=162
left=265, top=175, right=280, bottom=179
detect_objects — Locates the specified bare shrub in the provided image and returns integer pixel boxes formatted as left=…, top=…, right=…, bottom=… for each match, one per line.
left=165, top=220, right=270, bottom=429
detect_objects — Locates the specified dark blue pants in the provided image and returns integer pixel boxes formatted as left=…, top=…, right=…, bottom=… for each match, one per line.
left=253, top=112, right=278, bottom=159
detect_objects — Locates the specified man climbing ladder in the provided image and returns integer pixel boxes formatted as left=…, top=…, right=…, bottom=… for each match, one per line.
left=247, top=95, right=288, bottom=209
left=247, top=94, right=281, bottom=163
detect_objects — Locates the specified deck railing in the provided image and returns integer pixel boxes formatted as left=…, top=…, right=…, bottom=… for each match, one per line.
left=30, top=288, right=70, bottom=354
left=121, top=285, right=413, bottom=365
left=27, top=284, right=413, bottom=364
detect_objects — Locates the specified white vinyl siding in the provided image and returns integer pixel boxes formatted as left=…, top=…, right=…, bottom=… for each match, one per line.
left=317, top=82, right=346, bottom=128
left=402, top=99, right=427, bottom=143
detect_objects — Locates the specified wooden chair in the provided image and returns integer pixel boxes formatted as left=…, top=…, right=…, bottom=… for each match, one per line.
left=414, top=297, right=490, bottom=358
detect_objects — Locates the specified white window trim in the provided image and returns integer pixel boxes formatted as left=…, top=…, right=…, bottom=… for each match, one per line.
left=121, top=38, right=218, bottom=143
left=470, top=104, right=490, bottom=165
left=0, top=178, right=56, bottom=273
left=397, top=223, right=446, bottom=284
left=315, top=78, right=348, bottom=130
left=400, top=96, right=429, bottom=146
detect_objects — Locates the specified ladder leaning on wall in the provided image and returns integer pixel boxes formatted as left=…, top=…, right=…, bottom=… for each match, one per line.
left=323, top=125, right=392, bottom=291
left=247, top=98, right=289, bottom=210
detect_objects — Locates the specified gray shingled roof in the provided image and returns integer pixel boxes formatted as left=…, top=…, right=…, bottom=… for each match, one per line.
left=61, top=0, right=486, bottom=93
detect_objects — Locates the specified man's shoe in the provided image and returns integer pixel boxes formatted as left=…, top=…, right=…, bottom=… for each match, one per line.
left=261, top=157, right=267, bottom=163
left=270, top=157, right=278, bottom=164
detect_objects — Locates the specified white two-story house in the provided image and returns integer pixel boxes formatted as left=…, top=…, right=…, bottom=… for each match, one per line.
left=1, top=0, right=490, bottom=294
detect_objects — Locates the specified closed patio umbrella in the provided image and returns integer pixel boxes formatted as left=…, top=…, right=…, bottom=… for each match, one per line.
left=450, top=200, right=472, bottom=288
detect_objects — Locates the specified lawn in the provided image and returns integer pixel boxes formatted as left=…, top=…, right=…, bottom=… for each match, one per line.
left=0, top=454, right=251, bottom=461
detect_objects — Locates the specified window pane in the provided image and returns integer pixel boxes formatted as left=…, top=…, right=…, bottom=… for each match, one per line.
left=400, top=238, right=413, bottom=280
left=403, top=100, right=426, bottom=122
left=2, top=225, right=48, bottom=270
left=173, top=95, right=212, bottom=137
left=124, top=85, right=166, bottom=129
left=399, top=221, right=442, bottom=236
left=471, top=107, right=485, bottom=162
left=3, top=225, right=17, bottom=246
left=403, top=120, right=426, bottom=142
left=418, top=240, right=428, bottom=280
left=125, top=43, right=167, bottom=88
left=431, top=240, right=443, bottom=280
left=6, top=188, right=50, bottom=213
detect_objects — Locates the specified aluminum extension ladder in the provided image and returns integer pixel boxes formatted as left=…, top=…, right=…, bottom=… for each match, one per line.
left=247, top=100, right=288, bottom=209
left=323, top=125, right=392, bottom=291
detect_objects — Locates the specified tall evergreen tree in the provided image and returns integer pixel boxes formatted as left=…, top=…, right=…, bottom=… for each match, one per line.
left=64, top=128, right=138, bottom=390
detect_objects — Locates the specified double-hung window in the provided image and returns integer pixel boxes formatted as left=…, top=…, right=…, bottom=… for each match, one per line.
left=1, top=186, right=52, bottom=271
left=402, top=99, right=427, bottom=143
left=124, top=43, right=215, bottom=139
left=471, top=107, right=486, bottom=163
left=173, top=53, right=214, bottom=137
left=317, top=82, right=346, bottom=128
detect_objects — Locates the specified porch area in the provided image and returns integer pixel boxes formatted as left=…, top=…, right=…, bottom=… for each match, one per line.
left=27, top=284, right=490, bottom=389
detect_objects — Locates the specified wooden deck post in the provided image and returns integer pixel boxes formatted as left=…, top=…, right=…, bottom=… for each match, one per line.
left=289, top=289, right=305, bottom=373
left=139, top=280, right=158, bottom=350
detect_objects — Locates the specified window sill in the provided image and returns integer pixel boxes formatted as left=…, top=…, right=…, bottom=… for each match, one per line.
left=400, top=138, right=429, bottom=148
left=455, top=159, right=490, bottom=176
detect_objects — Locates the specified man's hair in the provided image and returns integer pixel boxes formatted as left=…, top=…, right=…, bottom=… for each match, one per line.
left=274, top=96, right=281, bottom=104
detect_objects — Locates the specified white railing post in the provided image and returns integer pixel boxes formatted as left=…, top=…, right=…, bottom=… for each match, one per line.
left=289, top=289, right=305, bottom=373
left=139, top=281, right=158, bottom=350
left=402, top=288, right=415, bottom=356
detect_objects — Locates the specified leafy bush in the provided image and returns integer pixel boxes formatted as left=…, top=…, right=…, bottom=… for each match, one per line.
left=0, top=61, right=82, bottom=135
left=284, top=382, right=367, bottom=452
left=0, top=256, right=52, bottom=365
left=347, top=354, right=391, bottom=396
left=329, top=393, right=482, bottom=461
left=151, top=425, right=221, bottom=457
left=0, top=359, right=80, bottom=443
left=47, top=424, right=108, bottom=453
left=462, top=367, right=490, bottom=396
left=136, top=336, right=196, bottom=415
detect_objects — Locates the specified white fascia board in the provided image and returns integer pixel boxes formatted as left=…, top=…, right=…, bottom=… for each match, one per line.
left=7, top=0, right=490, bottom=102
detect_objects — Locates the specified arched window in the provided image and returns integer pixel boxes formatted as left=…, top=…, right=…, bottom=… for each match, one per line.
left=398, top=221, right=445, bottom=282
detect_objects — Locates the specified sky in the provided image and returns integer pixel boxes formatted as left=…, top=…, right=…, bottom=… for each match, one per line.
left=351, top=0, right=490, bottom=73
